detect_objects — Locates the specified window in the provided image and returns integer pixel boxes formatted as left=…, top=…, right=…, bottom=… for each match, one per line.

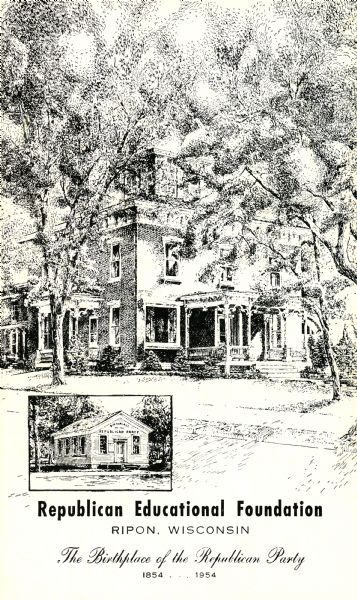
left=271, top=314, right=282, bottom=348
left=65, top=438, right=70, bottom=455
left=99, top=435, right=108, bottom=454
left=80, top=436, right=86, bottom=455
left=132, top=435, right=140, bottom=455
left=110, top=242, right=121, bottom=280
left=270, top=272, right=281, bottom=288
left=58, top=440, right=62, bottom=455
left=220, top=265, right=233, bottom=284
left=11, top=302, right=19, bottom=321
left=146, top=306, right=178, bottom=345
left=89, top=316, right=98, bottom=347
left=70, top=315, right=77, bottom=340
left=219, top=246, right=233, bottom=259
left=110, top=306, right=120, bottom=346
left=73, top=437, right=79, bottom=455
left=164, top=240, right=181, bottom=278
left=219, top=317, right=226, bottom=343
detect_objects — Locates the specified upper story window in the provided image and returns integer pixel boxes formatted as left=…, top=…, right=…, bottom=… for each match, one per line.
left=11, top=301, right=20, bottom=322
left=270, top=272, right=281, bottom=289
left=110, top=242, right=121, bottom=281
left=164, top=238, right=182, bottom=280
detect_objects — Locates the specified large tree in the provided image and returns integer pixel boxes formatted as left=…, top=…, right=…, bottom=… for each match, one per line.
left=174, top=0, right=357, bottom=285
left=0, top=0, right=186, bottom=384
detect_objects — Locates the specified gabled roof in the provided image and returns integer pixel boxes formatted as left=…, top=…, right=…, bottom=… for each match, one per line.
left=53, top=411, right=152, bottom=438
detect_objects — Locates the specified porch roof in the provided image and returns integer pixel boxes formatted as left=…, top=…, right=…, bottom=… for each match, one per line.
left=34, top=293, right=102, bottom=312
left=178, top=290, right=257, bottom=307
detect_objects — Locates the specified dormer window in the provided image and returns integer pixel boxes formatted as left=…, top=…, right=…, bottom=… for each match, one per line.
left=110, top=242, right=121, bottom=281
left=270, top=272, right=281, bottom=288
left=163, top=238, right=182, bottom=281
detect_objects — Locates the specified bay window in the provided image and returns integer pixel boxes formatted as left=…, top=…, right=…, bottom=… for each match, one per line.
left=145, top=305, right=179, bottom=346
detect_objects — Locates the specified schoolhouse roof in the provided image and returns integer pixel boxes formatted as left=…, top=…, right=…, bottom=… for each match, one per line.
left=53, top=411, right=152, bottom=437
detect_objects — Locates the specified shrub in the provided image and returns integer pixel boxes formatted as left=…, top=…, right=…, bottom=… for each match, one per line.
left=96, top=345, right=126, bottom=374
left=300, top=365, right=325, bottom=380
left=334, top=327, right=357, bottom=377
left=65, top=338, right=90, bottom=373
left=171, top=347, right=190, bottom=374
left=307, top=335, right=328, bottom=372
left=141, top=350, right=162, bottom=371
left=200, top=354, right=222, bottom=378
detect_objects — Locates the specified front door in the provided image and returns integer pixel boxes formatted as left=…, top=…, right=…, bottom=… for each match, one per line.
left=114, top=441, right=126, bottom=463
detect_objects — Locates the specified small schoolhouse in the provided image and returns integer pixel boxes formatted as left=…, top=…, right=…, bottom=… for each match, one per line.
left=52, top=411, right=152, bottom=469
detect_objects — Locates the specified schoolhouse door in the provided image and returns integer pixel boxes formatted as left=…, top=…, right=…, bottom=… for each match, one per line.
left=114, top=441, right=126, bottom=463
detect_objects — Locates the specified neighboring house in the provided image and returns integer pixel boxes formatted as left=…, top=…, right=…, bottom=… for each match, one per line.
left=52, top=411, right=152, bottom=469
left=0, top=148, right=319, bottom=375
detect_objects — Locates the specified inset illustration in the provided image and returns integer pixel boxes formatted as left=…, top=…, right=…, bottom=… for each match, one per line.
left=29, top=394, right=172, bottom=491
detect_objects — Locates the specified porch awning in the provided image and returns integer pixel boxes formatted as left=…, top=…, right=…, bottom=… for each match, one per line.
left=33, top=293, right=103, bottom=312
left=178, top=290, right=257, bottom=308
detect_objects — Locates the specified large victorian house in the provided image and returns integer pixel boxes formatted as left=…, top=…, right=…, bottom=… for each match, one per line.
left=0, top=149, right=317, bottom=376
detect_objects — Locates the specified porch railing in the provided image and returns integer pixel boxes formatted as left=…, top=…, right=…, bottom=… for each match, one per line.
left=187, top=346, right=249, bottom=361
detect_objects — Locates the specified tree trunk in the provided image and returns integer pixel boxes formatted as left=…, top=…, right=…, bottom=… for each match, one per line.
left=31, top=400, right=41, bottom=473
left=318, top=304, right=341, bottom=402
left=50, top=294, right=65, bottom=386
left=313, top=235, right=341, bottom=402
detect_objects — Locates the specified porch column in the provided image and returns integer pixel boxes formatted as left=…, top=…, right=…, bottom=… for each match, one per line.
left=38, top=313, right=44, bottom=351
left=224, top=303, right=231, bottom=376
left=285, top=310, right=291, bottom=361
left=303, top=310, right=308, bottom=359
left=239, top=309, right=243, bottom=347
left=247, top=301, right=252, bottom=359
left=263, top=314, right=269, bottom=360
left=184, top=307, right=191, bottom=356
left=22, top=330, right=26, bottom=359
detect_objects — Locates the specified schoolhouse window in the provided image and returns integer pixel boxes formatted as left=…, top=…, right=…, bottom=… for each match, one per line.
left=65, top=438, right=70, bottom=455
left=89, top=316, right=98, bottom=347
left=99, top=435, right=108, bottom=454
left=58, top=440, right=62, bottom=455
left=110, top=306, right=120, bottom=346
left=133, top=436, right=141, bottom=455
left=270, top=272, right=281, bottom=288
left=73, top=437, right=79, bottom=455
left=80, top=436, right=86, bottom=455
left=164, top=241, right=181, bottom=278
left=110, top=242, right=121, bottom=280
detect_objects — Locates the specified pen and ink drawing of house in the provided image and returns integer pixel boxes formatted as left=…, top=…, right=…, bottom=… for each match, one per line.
left=1, top=0, right=356, bottom=398
left=52, top=411, right=152, bottom=469
left=1, top=148, right=317, bottom=379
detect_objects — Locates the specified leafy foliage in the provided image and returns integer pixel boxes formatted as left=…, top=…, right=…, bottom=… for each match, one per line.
left=141, top=350, right=162, bottom=372
left=171, top=347, right=190, bottom=374
left=132, top=396, right=171, bottom=468
left=96, top=345, right=126, bottom=374
left=65, top=338, right=90, bottom=373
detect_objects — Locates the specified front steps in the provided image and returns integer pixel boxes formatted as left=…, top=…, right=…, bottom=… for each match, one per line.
left=255, top=361, right=306, bottom=379
left=35, top=350, right=53, bottom=369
